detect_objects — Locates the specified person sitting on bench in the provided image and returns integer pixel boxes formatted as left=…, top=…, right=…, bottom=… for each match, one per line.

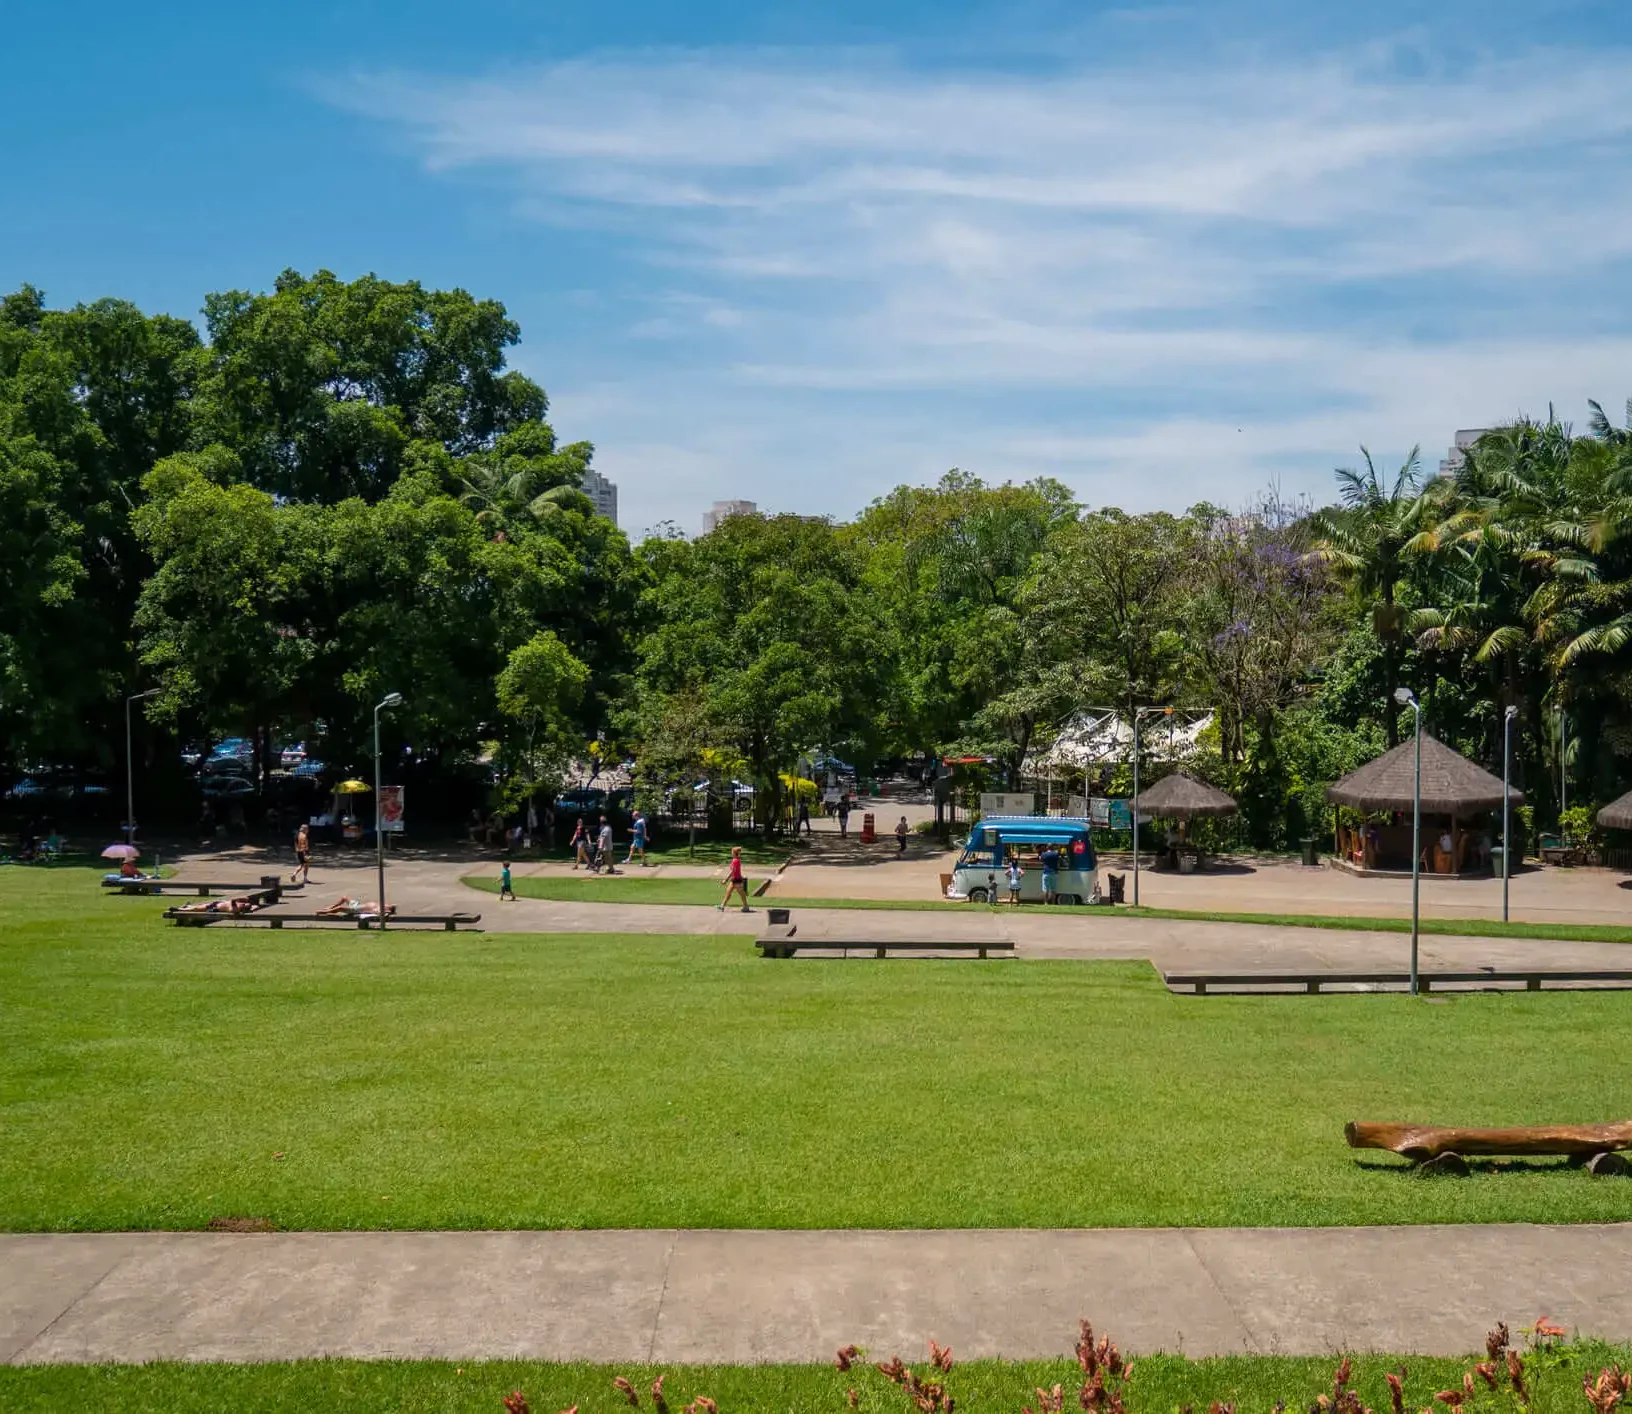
left=174, top=894, right=261, bottom=916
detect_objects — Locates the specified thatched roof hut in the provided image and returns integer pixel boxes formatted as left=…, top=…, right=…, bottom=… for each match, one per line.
left=1326, top=735, right=1521, bottom=815
left=1598, top=790, right=1632, bottom=831
left=1137, top=772, right=1238, bottom=818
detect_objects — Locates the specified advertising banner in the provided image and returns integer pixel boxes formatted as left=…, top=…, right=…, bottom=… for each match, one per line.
left=380, top=785, right=405, bottom=834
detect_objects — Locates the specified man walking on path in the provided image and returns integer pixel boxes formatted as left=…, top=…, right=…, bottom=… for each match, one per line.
left=498, top=859, right=516, bottom=901
left=626, top=810, right=648, bottom=867
left=895, top=815, right=910, bottom=854
left=291, top=822, right=311, bottom=885
left=797, top=799, right=812, bottom=835
left=717, top=846, right=751, bottom=912
left=597, top=815, right=616, bottom=874
left=837, top=796, right=851, bottom=839
left=570, top=818, right=588, bottom=869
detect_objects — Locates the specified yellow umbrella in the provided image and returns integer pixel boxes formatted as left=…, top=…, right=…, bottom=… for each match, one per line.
left=334, top=779, right=372, bottom=794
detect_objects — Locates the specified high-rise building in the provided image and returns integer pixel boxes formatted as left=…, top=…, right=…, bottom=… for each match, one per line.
left=1437, top=429, right=1489, bottom=479
left=581, top=469, right=618, bottom=524
left=702, top=499, right=757, bottom=533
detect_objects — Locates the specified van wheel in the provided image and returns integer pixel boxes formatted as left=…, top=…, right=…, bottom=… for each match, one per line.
left=967, top=888, right=989, bottom=904
left=1065, top=894, right=1083, bottom=906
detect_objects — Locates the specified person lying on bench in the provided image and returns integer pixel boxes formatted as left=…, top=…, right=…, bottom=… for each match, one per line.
left=317, top=895, right=364, bottom=916
left=174, top=894, right=261, bottom=916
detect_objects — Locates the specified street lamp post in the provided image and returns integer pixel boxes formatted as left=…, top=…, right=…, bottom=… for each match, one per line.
left=1395, top=687, right=1422, bottom=995
left=125, top=689, right=160, bottom=845
left=1559, top=709, right=1567, bottom=824
left=1131, top=706, right=1172, bottom=907
left=374, top=692, right=404, bottom=923
left=1503, top=705, right=1518, bottom=923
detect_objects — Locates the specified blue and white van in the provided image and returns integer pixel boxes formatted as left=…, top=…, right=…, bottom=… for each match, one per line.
left=947, top=816, right=1097, bottom=904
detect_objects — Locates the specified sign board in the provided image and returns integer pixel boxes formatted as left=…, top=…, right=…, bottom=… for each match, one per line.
left=1066, top=795, right=1089, bottom=818
left=980, top=792, right=1036, bottom=817
left=1090, top=797, right=1132, bottom=829
left=379, top=785, right=405, bottom=834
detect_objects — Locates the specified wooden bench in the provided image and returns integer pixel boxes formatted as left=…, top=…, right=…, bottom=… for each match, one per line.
left=104, top=875, right=299, bottom=898
left=755, top=924, right=1011, bottom=959
left=1164, top=968, right=1632, bottom=995
left=165, top=909, right=481, bottom=932
left=1347, top=1118, right=1632, bottom=1176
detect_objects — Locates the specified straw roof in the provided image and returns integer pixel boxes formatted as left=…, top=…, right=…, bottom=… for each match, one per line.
left=1326, top=734, right=1520, bottom=814
left=1136, top=772, right=1238, bottom=818
left=1598, top=789, right=1632, bottom=830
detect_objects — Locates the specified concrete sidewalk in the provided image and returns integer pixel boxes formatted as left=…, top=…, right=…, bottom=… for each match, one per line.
left=7, top=1226, right=1632, bottom=1365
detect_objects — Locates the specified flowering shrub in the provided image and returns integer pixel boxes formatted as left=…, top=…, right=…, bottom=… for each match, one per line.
left=498, top=1318, right=1626, bottom=1414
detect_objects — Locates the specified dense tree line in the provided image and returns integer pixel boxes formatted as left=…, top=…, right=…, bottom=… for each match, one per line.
left=4, top=271, right=1631, bottom=845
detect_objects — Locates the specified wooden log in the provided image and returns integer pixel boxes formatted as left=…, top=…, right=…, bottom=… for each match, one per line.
left=1346, top=1119, right=1632, bottom=1161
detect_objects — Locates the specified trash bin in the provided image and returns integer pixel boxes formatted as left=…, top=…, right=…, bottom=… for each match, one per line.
left=1490, top=846, right=1507, bottom=877
left=1300, top=837, right=1318, bottom=867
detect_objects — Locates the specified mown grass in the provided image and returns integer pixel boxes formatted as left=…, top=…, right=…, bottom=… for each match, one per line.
left=7, top=867, right=1632, bottom=1232
left=3, top=1346, right=1626, bottom=1414
left=470, top=872, right=1632, bottom=942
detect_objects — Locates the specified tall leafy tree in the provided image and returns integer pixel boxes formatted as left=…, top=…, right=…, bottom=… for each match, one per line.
left=1308, top=448, right=1427, bottom=745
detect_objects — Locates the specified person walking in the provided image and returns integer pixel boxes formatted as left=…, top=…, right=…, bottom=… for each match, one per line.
left=718, top=846, right=751, bottom=912
left=291, top=821, right=311, bottom=885
left=895, top=815, right=909, bottom=854
left=498, top=858, right=516, bottom=901
left=797, top=799, right=812, bottom=835
left=626, top=810, right=648, bottom=867
left=570, top=817, right=588, bottom=869
left=597, top=815, right=615, bottom=874
left=837, top=795, right=851, bottom=840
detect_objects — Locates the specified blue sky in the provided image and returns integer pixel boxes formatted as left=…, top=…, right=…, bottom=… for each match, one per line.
left=6, top=1, right=1632, bottom=536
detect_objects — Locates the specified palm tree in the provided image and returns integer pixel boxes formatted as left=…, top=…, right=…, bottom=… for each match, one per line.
left=1309, top=447, right=1426, bottom=745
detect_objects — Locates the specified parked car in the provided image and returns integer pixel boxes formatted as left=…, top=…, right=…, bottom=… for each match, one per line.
left=278, top=741, right=307, bottom=767
left=200, top=775, right=257, bottom=799
left=209, top=738, right=255, bottom=763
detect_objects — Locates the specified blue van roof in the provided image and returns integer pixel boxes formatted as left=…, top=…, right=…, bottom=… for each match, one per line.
left=970, top=816, right=1090, bottom=839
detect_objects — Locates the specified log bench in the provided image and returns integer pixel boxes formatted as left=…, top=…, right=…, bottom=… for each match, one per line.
left=165, top=909, right=481, bottom=932
left=755, top=924, right=1011, bottom=959
left=1164, top=968, right=1632, bottom=995
left=1346, top=1119, right=1632, bottom=1176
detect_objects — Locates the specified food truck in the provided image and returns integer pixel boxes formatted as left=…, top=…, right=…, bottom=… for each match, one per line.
left=946, top=815, right=1097, bottom=904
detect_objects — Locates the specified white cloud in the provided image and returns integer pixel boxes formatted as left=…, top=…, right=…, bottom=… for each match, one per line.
left=330, top=40, right=1632, bottom=530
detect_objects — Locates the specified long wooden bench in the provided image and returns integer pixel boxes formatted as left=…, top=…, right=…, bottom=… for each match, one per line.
left=755, top=924, right=1011, bottom=959
left=1347, top=1118, right=1632, bottom=1176
left=165, top=909, right=481, bottom=932
left=104, top=875, right=300, bottom=898
left=1164, top=968, right=1632, bottom=995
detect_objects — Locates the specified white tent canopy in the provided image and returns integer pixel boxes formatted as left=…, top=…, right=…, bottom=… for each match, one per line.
left=1027, top=710, right=1214, bottom=776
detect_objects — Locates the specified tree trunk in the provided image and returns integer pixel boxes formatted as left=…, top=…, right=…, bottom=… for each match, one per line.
left=1347, top=1119, right=1632, bottom=1161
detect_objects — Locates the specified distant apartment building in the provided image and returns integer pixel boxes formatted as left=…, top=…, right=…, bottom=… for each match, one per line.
left=581, top=469, right=618, bottom=524
left=702, top=499, right=757, bottom=533
left=1437, top=429, right=1490, bottom=479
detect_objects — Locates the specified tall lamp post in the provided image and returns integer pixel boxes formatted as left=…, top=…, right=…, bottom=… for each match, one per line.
left=374, top=692, right=404, bottom=924
left=1503, top=705, right=1518, bottom=923
left=125, top=688, right=161, bottom=845
left=1395, top=687, right=1423, bottom=995
left=1559, top=708, right=1568, bottom=824
left=1130, top=705, right=1172, bottom=907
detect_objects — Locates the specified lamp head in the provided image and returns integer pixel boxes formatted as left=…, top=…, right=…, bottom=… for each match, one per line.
left=1393, top=687, right=1416, bottom=706
left=1505, top=705, right=1519, bottom=721
left=379, top=691, right=404, bottom=710
left=133, top=687, right=161, bottom=701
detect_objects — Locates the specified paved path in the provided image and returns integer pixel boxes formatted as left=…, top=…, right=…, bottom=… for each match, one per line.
left=7, top=1225, right=1632, bottom=1365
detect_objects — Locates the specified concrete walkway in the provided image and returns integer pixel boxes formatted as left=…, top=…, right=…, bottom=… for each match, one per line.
left=189, top=852, right=1632, bottom=978
left=7, top=1225, right=1632, bottom=1365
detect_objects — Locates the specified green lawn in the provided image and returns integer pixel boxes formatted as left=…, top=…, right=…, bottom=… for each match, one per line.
left=3, top=1346, right=1623, bottom=1414
left=471, top=871, right=1632, bottom=943
left=7, top=867, right=1632, bottom=1231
